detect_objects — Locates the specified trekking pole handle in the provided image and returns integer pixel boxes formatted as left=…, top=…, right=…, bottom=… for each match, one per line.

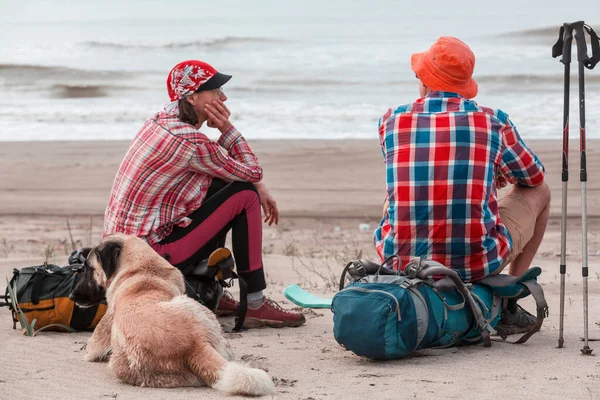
left=557, top=21, right=600, bottom=69
left=572, top=21, right=589, bottom=63
left=561, top=24, right=574, bottom=64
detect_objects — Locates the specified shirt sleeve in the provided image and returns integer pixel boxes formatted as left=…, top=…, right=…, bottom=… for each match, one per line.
left=190, top=126, right=263, bottom=182
left=379, top=108, right=392, bottom=161
left=497, top=118, right=545, bottom=187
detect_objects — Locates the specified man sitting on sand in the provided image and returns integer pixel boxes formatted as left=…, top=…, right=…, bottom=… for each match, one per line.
left=103, top=59, right=305, bottom=328
left=374, top=37, right=550, bottom=335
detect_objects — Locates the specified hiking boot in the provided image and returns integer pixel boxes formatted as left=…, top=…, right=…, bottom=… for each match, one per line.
left=216, top=291, right=239, bottom=317
left=243, top=298, right=306, bottom=329
left=495, top=302, right=536, bottom=337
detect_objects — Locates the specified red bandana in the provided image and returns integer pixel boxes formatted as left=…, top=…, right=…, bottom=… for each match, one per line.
left=166, top=60, right=217, bottom=102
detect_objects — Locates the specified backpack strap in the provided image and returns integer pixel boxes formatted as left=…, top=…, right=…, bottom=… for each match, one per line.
left=30, top=268, right=45, bottom=305
left=207, top=248, right=248, bottom=332
left=4, top=270, right=21, bottom=328
left=583, top=24, right=600, bottom=69
left=339, top=259, right=396, bottom=290
left=229, top=272, right=248, bottom=332
left=477, top=267, right=548, bottom=344
left=1, top=271, right=17, bottom=308
left=413, top=263, right=497, bottom=346
left=499, top=280, right=548, bottom=345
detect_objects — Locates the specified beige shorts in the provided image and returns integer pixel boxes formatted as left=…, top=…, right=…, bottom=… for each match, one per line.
left=498, top=191, right=536, bottom=269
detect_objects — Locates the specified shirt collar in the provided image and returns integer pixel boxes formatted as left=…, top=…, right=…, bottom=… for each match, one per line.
left=425, top=91, right=463, bottom=99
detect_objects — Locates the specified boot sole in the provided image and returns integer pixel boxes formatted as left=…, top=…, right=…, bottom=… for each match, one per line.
left=494, top=323, right=535, bottom=336
left=243, top=317, right=306, bottom=329
left=215, top=310, right=238, bottom=317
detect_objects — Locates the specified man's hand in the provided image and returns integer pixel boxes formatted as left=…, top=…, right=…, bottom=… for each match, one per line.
left=382, top=198, right=389, bottom=218
left=255, top=182, right=279, bottom=226
left=205, top=99, right=232, bottom=132
left=496, top=175, right=509, bottom=189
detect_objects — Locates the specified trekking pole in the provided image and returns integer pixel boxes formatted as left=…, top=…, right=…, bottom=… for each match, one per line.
left=553, top=21, right=600, bottom=354
left=552, top=23, right=572, bottom=350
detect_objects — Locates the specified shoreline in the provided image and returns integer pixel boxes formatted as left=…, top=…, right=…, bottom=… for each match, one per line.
left=1, top=139, right=600, bottom=218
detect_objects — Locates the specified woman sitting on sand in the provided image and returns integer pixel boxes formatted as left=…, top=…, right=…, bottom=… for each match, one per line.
left=102, top=59, right=305, bottom=328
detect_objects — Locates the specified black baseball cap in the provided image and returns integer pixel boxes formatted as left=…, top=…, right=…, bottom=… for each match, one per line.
left=195, top=72, right=232, bottom=92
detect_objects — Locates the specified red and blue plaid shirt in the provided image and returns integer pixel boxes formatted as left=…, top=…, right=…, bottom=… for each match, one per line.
left=374, top=91, right=545, bottom=281
left=103, top=111, right=263, bottom=245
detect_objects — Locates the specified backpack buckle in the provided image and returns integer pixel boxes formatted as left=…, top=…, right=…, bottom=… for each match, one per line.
left=404, top=257, right=423, bottom=278
left=353, top=261, right=368, bottom=278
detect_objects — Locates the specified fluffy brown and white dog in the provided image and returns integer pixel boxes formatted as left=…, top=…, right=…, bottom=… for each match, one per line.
left=69, top=233, right=275, bottom=396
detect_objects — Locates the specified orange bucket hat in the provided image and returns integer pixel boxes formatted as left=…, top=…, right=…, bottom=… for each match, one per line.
left=411, top=36, right=478, bottom=99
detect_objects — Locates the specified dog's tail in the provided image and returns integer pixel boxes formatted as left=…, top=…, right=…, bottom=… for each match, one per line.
left=188, top=345, right=275, bottom=396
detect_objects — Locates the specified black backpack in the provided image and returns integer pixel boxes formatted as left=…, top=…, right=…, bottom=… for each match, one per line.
left=181, top=248, right=247, bottom=332
left=0, top=248, right=106, bottom=335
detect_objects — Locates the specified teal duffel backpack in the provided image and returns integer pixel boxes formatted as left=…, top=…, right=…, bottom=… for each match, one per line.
left=331, top=257, right=547, bottom=360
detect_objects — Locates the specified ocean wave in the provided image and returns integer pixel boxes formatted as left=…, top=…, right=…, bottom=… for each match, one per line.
left=0, top=64, right=152, bottom=98
left=0, top=63, right=83, bottom=76
left=247, top=74, right=600, bottom=92
left=254, top=78, right=361, bottom=87
left=0, top=63, right=135, bottom=81
left=497, top=24, right=599, bottom=41
left=48, top=84, right=134, bottom=99
left=477, top=73, right=600, bottom=85
left=82, top=36, right=284, bottom=50
left=252, top=78, right=415, bottom=88
left=501, top=26, right=560, bottom=39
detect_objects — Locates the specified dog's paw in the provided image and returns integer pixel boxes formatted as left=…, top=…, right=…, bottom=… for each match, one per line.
left=84, top=348, right=112, bottom=362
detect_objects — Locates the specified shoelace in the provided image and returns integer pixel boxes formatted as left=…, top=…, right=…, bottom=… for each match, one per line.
left=263, top=298, right=297, bottom=315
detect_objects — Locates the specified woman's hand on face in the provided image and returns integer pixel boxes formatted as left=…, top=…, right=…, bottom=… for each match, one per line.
left=204, top=99, right=232, bottom=133
left=255, top=182, right=279, bottom=226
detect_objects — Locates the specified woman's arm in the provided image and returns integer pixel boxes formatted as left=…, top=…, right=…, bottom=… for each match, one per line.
left=189, top=135, right=263, bottom=182
left=190, top=100, right=263, bottom=182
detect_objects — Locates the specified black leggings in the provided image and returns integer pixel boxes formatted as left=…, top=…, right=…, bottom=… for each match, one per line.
left=150, top=179, right=266, bottom=293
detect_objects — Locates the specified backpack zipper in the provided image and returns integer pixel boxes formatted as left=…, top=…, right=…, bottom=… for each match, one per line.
left=341, top=287, right=401, bottom=321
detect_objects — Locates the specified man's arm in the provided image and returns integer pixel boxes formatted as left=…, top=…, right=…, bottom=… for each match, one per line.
left=378, top=108, right=393, bottom=161
left=497, top=119, right=545, bottom=187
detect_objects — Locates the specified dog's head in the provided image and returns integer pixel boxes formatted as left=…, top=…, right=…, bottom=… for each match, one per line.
left=69, top=236, right=123, bottom=308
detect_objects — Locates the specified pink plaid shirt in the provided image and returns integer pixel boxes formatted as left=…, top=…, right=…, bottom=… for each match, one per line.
left=103, top=111, right=263, bottom=245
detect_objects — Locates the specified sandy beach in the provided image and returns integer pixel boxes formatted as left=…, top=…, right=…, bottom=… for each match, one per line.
left=2, top=139, right=600, bottom=400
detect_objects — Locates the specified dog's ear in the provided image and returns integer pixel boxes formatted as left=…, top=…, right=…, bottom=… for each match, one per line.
left=79, top=247, right=93, bottom=259
left=97, top=241, right=122, bottom=280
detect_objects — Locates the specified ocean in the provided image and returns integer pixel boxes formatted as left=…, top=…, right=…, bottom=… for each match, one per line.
left=0, top=0, right=599, bottom=141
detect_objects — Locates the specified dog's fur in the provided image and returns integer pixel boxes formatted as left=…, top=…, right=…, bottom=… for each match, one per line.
left=69, top=233, right=275, bottom=396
